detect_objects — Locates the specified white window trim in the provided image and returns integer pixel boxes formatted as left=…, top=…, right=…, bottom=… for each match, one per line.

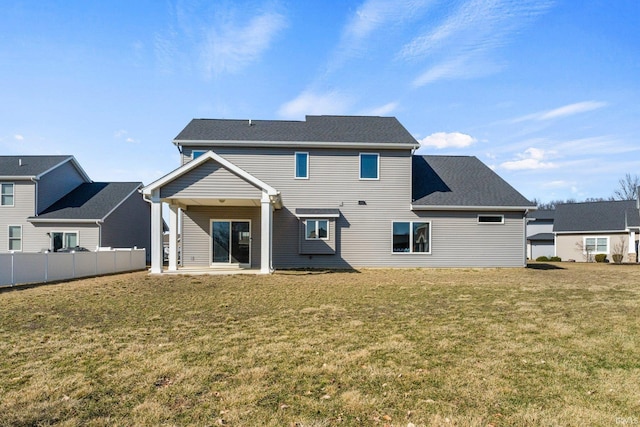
left=477, top=214, right=504, bottom=224
left=50, top=231, right=80, bottom=251
left=359, top=153, right=380, bottom=180
left=391, top=221, right=432, bottom=254
left=583, top=236, right=609, bottom=254
left=294, top=152, right=309, bottom=179
left=305, top=219, right=329, bottom=240
left=8, top=225, right=22, bottom=252
left=1, top=182, right=15, bottom=207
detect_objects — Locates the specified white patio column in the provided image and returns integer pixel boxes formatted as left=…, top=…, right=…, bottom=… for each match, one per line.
left=150, top=189, right=164, bottom=274
left=260, top=191, right=272, bottom=274
left=168, top=205, right=179, bottom=271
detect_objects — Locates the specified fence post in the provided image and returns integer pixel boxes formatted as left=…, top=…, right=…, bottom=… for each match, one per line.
left=45, top=252, right=49, bottom=283
left=11, top=252, right=15, bottom=286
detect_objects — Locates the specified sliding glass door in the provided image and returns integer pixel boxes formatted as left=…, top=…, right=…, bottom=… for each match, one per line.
left=211, top=220, right=251, bottom=265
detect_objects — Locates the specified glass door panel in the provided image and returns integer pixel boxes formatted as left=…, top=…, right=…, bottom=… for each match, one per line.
left=212, top=221, right=230, bottom=263
left=231, top=222, right=250, bottom=264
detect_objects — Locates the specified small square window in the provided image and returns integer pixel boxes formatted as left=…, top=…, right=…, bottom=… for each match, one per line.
left=295, top=152, right=309, bottom=179
left=360, top=153, right=379, bottom=180
left=306, top=219, right=328, bottom=240
left=192, top=150, right=207, bottom=159
left=1, top=183, right=14, bottom=206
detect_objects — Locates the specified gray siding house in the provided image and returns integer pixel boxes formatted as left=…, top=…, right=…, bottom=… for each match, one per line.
left=526, top=209, right=555, bottom=259
left=0, top=155, right=151, bottom=259
left=143, top=116, right=535, bottom=273
left=554, top=200, right=640, bottom=263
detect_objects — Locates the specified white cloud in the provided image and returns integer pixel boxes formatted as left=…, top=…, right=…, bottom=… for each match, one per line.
left=114, top=129, right=138, bottom=144
left=201, top=11, right=287, bottom=77
left=362, top=101, right=399, bottom=116
left=14, top=134, right=24, bottom=141
left=513, top=101, right=608, bottom=122
left=400, top=0, right=553, bottom=86
left=278, top=91, right=353, bottom=119
left=418, top=132, right=477, bottom=149
left=500, top=147, right=557, bottom=170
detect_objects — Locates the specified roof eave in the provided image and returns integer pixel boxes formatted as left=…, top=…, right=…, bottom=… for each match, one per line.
left=411, top=204, right=535, bottom=212
left=173, top=139, right=419, bottom=150
left=27, top=218, right=103, bottom=224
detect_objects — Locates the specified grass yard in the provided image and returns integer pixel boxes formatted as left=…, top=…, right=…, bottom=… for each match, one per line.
left=1, top=263, right=639, bottom=426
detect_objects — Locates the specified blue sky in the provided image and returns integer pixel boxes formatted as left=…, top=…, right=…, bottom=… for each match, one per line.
left=1, top=0, right=638, bottom=203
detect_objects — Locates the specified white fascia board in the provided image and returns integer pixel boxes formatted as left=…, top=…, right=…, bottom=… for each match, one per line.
left=295, top=213, right=340, bottom=218
left=142, top=150, right=279, bottom=197
left=27, top=218, right=102, bottom=224
left=37, top=156, right=92, bottom=183
left=0, top=176, right=36, bottom=180
left=555, top=229, right=627, bottom=234
left=411, top=204, right=535, bottom=212
left=174, top=139, right=419, bottom=150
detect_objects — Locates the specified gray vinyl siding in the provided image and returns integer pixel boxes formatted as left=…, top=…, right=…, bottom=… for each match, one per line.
left=0, top=181, right=35, bottom=252
left=175, top=146, right=527, bottom=268
left=182, top=206, right=261, bottom=268
left=161, top=160, right=262, bottom=200
left=101, top=192, right=151, bottom=261
left=37, top=160, right=86, bottom=213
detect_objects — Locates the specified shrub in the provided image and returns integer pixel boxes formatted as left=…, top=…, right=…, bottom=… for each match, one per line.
left=549, top=256, right=561, bottom=262
left=536, top=256, right=550, bottom=262
left=595, top=254, right=607, bottom=263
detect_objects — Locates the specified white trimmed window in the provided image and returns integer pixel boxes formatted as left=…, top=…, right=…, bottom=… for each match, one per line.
left=295, top=152, right=309, bottom=179
left=478, top=214, right=504, bottom=224
left=51, top=231, right=79, bottom=252
left=392, top=221, right=431, bottom=253
left=584, top=237, right=608, bottom=254
left=1, top=183, right=14, bottom=206
left=8, top=225, right=22, bottom=251
left=305, top=219, right=328, bottom=240
left=192, top=150, right=207, bottom=159
left=359, top=153, right=379, bottom=180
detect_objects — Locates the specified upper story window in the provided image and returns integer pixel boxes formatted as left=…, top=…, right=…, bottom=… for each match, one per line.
left=295, top=152, right=309, bottom=179
left=359, top=153, right=379, bottom=180
left=192, top=150, right=207, bottom=160
left=1, top=183, right=14, bottom=206
left=305, top=219, right=328, bottom=240
left=8, top=225, right=22, bottom=251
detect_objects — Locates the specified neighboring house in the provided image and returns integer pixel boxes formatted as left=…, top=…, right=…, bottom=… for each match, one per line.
left=526, top=209, right=555, bottom=259
left=0, top=155, right=151, bottom=260
left=554, top=200, right=640, bottom=262
left=142, top=116, right=535, bottom=273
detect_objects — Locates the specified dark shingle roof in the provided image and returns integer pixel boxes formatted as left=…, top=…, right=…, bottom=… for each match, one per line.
left=411, top=155, right=535, bottom=208
left=33, top=182, right=141, bottom=221
left=528, top=209, right=555, bottom=220
left=527, top=233, right=555, bottom=241
left=0, top=155, right=74, bottom=177
left=174, top=115, right=418, bottom=145
left=553, top=200, right=640, bottom=232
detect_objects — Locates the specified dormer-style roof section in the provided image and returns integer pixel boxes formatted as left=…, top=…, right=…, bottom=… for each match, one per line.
left=553, top=200, right=640, bottom=233
left=0, top=155, right=91, bottom=182
left=173, top=115, right=420, bottom=149
left=29, top=182, right=142, bottom=223
left=411, top=155, right=536, bottom=211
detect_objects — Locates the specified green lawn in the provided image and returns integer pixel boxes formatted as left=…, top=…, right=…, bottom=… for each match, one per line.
left=1, top=263, right=639, bottom=426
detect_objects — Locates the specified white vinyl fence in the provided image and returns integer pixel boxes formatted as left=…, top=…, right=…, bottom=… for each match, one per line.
left=0, top=248, right=146, bottom=287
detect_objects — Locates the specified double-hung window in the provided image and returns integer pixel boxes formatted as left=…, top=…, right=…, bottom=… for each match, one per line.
left=392, top=221, right=431, bottom=253
left=305, top=219, right=328, bottom=240
left=295, top=152, right=309, bottom=179
left=8, top=226, right=21, bottom=251
left=359, top=153, right=379, bottom=180
left=584, top=237, right=608, bottom=254
left=1, top=183, right=14, bottom=206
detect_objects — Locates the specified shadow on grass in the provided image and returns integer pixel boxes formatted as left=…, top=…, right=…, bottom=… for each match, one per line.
left=275, top=268, right=361, bottom=275
left=527, top=262, right=566, bottom=270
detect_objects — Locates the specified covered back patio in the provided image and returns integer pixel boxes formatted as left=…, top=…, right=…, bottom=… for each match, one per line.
left=142, top=151, right=281, bottom=274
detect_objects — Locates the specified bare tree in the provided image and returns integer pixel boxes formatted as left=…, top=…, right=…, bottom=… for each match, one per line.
left=613, top=173, right=640, bottom=200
